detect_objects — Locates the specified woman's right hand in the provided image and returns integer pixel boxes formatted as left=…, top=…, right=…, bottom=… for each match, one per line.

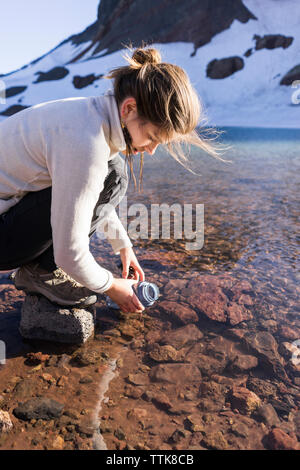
left=105, top=278, right=145, bottom=313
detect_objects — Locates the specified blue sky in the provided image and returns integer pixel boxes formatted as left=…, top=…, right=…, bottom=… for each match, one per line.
left=0, top=0, right=100, bottom=75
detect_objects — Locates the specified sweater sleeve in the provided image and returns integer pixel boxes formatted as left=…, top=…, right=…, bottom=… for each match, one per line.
left=46, top=126, right=115, bottom=294
left=96, top=208, right=133, bottom=255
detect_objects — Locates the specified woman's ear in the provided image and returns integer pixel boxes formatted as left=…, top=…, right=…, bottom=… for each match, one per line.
left=120, top=97, right=137, bottom=120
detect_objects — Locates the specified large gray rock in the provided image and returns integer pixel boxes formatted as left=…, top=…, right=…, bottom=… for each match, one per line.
left=19, top=294, right=95, bottom=344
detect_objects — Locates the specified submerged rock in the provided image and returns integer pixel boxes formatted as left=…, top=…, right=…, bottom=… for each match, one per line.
left=159, top=301, right=198, bottom=325
left=186, top=276, right=253, bottom=325
left=149, top=363, right=201, bottom=384
left=265, top=428, right=299, bottom=450
left=228, top=386, right=261, bottom=415
left=159, top=323, right=203, bottom=350
left=13, top=397, right=64, bottom=421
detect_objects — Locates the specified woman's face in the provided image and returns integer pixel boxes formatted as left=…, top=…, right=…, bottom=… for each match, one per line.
left=119, top=97, right=163, bottom=155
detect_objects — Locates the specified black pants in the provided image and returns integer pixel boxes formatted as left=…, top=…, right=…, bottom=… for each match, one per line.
left=0, top=155, right=128, bottom=271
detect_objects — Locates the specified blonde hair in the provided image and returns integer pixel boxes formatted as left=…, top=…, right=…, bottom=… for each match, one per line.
left=105, top=44, right=231, bottom=192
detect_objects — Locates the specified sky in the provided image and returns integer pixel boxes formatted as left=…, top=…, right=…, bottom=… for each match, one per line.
left=0, top=0, right=100, bottom=75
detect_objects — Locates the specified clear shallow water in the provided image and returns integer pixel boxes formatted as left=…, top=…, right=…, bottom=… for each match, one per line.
left=124, top=126, right=300, bottom=325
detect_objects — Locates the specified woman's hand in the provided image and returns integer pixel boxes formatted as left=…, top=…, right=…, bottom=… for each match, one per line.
left=119, top=246, right=145, bottom=281
left=105, top=278, right=145, bottom=313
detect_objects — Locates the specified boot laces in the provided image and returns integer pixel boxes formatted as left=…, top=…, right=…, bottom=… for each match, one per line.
left=53, top=267, right=83, bottom=289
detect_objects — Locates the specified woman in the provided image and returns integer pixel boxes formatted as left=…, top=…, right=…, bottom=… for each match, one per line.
left=0, top=46, right=224, bottom=314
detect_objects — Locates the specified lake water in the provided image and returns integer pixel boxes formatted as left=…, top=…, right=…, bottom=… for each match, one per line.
left=0, top=126, right=299, bottom=450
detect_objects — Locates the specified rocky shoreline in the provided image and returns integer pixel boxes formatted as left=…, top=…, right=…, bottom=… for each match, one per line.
left=0, top=243, right=299, bottom=450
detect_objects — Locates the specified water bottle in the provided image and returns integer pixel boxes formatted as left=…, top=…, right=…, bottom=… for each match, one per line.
left=105, top=266, right=160, bottom=310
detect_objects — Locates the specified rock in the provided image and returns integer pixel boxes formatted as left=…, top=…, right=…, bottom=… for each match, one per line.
left=159, top=324, right=203, bottom=350
left=118, top=323, right=140, bottom=340
left=265, top=428, right=299, bottom=450
left=19, top=294, right=96, bottom=344
left=169, top=429, right=187, bottom=443
left=149, top=363, right=201, bottom=384
left=159, top=301, right=198, bottom=325
left=230, top=422, right=248, bottom=438
left=226, top=302, right=252, bottom=326
left=187, top=277, right=228, bottom=322
left=206, top=56, right=244, bottom=79
left=278, top=325, right=300, bottom=341
left=33, top=66, right=69, bottom=83
left=52, top=435, right=65, bottom=450
left=186, top=276, right=253, bottom=325
left=229, top=354, right=258, bottom=373
left=228, top=386, right=261, bottom=415
left=56, top=376, right=68, bottom=387
left=148, top=391, right=172, bottom=411
left=13, top=397, right=64, bottom=421
left=254, top=34, right=293, bottom=51
left=247, top=377, right=278, bottom=399
left=148, top=344, right=183, bottom=362
left=25, top=352, right=50, bottom=365
left=254, top=404, right=280, bottom=427
left=193, top=353, right=227, bottom=376
left=198, top=381, right=226, bottom=412
left=0, top=410, right=13, bottom=433
left=12, top=378, right=37, bottom=399
left=185, top=415, right=204, bottom=433
left=71, top=349, right=102, bottom=367
left=79, top=375, right=93, bottom=384
left=127, top=373, right=149, bottom=386
left=242, top=331, right=288, bottom=381
left=124, top=386, right=144, bottom=399
left=280, top=64, right=300, bottom=86
left=73, top=73, right=103, bottom=89
left=76, top=421, right=96, bottom=437
left=127, top=408, right=148, bottom=420
left=40, top=373, right=56, bottom=385
left=168, top=403, right=198, bottom=415
left=163, top=279, right=188, bottom=299
left=201, top=431, right=229, bottom=450
left=114, top=427, right=126, bottom=440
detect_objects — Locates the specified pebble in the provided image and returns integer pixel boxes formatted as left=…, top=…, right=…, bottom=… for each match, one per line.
left=0, top=410, right=13, bottom=433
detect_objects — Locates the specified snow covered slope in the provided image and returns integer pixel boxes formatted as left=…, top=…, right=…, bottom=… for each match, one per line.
left=0, top=0, right=299, bottom=128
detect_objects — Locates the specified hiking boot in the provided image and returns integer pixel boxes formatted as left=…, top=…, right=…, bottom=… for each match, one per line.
left=13, top=262, right=97, bottom=307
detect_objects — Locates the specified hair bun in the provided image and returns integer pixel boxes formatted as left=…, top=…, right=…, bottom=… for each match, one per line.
left=132, top=48, right=161, bottom=67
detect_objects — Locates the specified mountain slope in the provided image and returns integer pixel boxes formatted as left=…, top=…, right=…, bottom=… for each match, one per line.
left=0, top=0, right=299, bottom=128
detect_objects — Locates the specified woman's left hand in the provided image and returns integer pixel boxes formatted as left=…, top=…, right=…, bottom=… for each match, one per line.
left=119, top=246, right=145, bottom=281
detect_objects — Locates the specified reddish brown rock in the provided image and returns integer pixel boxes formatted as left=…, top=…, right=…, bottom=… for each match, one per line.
left=159, top=323, right=203, bottom=350
left=229, top=354, right=258, bottom=373
left=185, top=276, right=253, bottom=325
left=228, top=386, right=261, bottom=415
left=159, top=301, right=198, bottom=325
left=187, top=277, right=228, bottom=323
left=265, top=428, right=299, bottom=450
left=226, top=302, right=252, bottom=326
left=242, top=331, right=289, bottom=382
left=25, top=352, right=50, bottom=365
left=148, top=344, right=183, bottom=363
left=278, top=325, right=300, bottom=341
left=149, top=363, right=201, bottom=384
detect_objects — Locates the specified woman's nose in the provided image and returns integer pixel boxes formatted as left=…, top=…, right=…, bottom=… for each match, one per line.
left=146, top=143, right=159, bottom=155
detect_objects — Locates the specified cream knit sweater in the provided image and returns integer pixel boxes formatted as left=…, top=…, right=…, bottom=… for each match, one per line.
left=0, top=91, right=133, bottom=293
